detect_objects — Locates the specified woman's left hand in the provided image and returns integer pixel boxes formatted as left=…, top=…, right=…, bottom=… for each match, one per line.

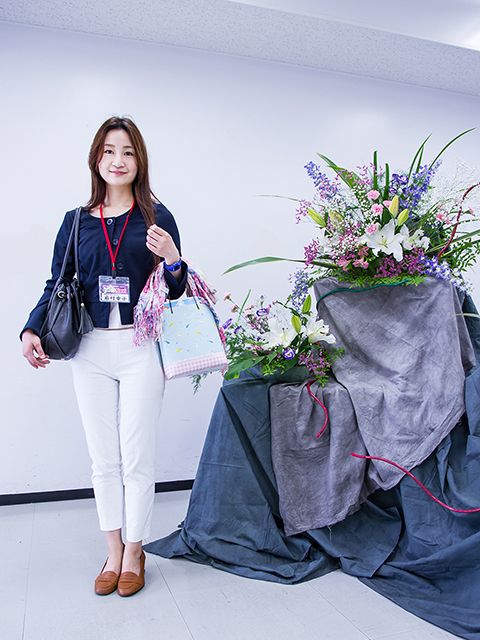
left=146, top=224, right=180, bottom=265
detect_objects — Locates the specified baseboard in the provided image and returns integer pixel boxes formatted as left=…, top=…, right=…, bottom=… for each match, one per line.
left=0, top=479, right=194, bottom=506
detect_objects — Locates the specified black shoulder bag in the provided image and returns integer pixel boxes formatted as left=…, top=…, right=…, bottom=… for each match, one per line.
left=40, top=207, right=94, bottom=360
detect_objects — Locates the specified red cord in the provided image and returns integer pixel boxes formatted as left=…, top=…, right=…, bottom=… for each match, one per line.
left=307, top=381, right=329, bottom=438
left=350, top=452, right=480, bottom=513
left=437, top=182, right=480, bottom=258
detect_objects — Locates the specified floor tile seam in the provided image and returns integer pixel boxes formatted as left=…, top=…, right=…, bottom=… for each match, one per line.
left=152, top=555, right=196, bottom=640
left=315, top=578, right=441, bottom=638
left=371, top=627, right=457, bottom=640
left=306, top=579, right=371, bottom=638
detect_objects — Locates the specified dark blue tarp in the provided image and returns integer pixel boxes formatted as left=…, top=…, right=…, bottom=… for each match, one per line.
left=145, top=294, right=480, bottom=639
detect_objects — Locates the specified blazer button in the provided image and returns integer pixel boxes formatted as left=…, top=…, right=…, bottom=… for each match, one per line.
left=107, top=218, right=113, bottom=225
left=112, top=238, right=118, bottom=245
left=117, top=263, right=124, bottom=270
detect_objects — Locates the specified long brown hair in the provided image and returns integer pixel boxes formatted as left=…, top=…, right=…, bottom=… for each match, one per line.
left=86, top=116, right=161, bottom=264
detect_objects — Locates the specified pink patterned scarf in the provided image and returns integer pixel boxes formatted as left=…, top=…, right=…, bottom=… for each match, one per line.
left=133, top=260, right=226, bottom=347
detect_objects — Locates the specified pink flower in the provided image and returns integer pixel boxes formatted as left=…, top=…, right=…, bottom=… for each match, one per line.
left=383, top=200, right=391, bottom=208
left=248, top=344, right=263, bottom=354
left=435, top=212, right=447, bottom=222
left=371, top=204, right=383, bottom=216
left=367, top=190, right=380, bottom=200
left=223, top=292, right=231, bottom=301
left=358, top=245, right=369, bottom=258
left=365, top=222, right=379, bottom=234
left=337, top=258, right=351, bottom=271
left=231, top=304, right=239, bottom=312
left=353, top=258, right=369, bottom=269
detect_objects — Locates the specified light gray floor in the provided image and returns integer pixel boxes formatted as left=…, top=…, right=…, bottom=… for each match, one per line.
left=1, top=490, right=459, bottom=640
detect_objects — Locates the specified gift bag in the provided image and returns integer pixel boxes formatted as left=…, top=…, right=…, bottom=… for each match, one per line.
left=157, top=297, right=228, bottom=380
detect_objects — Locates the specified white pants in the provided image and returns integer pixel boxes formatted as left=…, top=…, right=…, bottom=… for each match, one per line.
left=71, top=329, right=165, bottom=542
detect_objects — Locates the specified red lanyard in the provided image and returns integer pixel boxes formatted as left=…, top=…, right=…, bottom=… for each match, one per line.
left=100, top=200, right=135, bottom=278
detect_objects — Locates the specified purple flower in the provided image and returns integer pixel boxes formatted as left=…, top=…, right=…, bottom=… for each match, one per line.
left=390, top=162, right=441, bottom=212
left=304, top=162, right=338, bottom=199
left=283, top=348, right=296, bottom=360
left=419, top=255, right=473, bottom=293
left=304, top=239, right=321, bottom=267
left=298, top=349, right=330, bottom=376
left=290, top=268, right=310, bottom=311
left=374, top=248, right=425, bottom=280
left=223, top=318, right=233, bottom=329
left=234, top=326, right=243, bottom=334
left=295, top=199, right=310, bottom=223
left=256, top=308, right=269, bottom=317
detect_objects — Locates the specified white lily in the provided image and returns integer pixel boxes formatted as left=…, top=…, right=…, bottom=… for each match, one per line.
left=397, top=208, right=410, bottom=226
left=261, top=318, right=298, bottom=349
left=399, top=226, right=430, bottom=251
left=410, top=229, right=430, bottom=250
left=388, top=195, right=399, bottom=217
left=306, top=317, right=336, bottom=344
left=307, top=207, right=326, bottom=227
left=361, top=219, right=404, bottom=261
left=399, top=225, right=413, bottom=250
left=317, top=228, right=331, bottom=253
left=329, top=210, right=343, bottom=229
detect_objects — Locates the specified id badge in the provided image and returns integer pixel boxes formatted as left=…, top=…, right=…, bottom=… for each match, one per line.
left=98, top=276, right=131, bottom=303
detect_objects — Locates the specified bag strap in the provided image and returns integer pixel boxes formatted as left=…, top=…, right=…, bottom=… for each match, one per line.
left=58, top=207, right=82, bottom=282
left=166, top=273, right=199, bottom=309
left=73, top=207, right=82, bottom=285
left=185, top=277, right=201, bottom=308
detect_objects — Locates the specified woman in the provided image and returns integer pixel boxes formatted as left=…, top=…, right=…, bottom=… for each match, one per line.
left=21, top=116, right=186, bottom=596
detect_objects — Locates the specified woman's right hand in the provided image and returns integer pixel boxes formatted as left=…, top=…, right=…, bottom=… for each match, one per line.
left=22, top=330, right=50, bottom=369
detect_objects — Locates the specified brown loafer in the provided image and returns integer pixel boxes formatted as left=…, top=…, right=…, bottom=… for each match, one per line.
left=117, top=551, right=146, bottom=597
left=94, top=559, right=120, bottom=595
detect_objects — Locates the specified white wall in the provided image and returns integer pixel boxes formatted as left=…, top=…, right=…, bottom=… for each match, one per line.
left=1, top=20, right=480, bottom=495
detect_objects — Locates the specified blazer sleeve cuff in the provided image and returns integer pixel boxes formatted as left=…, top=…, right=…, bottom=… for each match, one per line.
left=164, top=261, right=188, bottom=300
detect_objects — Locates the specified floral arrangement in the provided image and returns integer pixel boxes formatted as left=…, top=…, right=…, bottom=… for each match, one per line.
left=226, top=131, right=480, bottom=294
left=296, top=132, right=480, bottom=292
left=212, top=132, right=480, bottom=389
left=222, top=290, right=343, bottom=383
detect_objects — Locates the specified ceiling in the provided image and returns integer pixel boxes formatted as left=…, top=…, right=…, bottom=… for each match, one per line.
left=2, top=0, right=480, bottom=96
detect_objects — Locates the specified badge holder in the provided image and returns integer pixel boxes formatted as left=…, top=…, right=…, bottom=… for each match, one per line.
left=98, top=275, right=131, bottom=303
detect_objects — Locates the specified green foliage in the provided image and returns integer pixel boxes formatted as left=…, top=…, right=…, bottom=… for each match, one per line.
left=221, top=292, right=341, bottom=383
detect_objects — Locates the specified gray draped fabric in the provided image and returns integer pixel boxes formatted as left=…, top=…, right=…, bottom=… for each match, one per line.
left=146, top=369, right=402, bottom=581
left=270, top=277, right=475, bottom=535
left=145, top=284, right=480, bottom=640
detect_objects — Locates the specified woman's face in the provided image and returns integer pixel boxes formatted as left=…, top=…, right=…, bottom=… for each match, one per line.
left=97, top=129, right=138, bottom=188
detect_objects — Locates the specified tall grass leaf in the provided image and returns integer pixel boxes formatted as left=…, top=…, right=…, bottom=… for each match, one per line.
left=407, top=134, right=431, bottom=181
left=429, top=128, right=475, bottom=168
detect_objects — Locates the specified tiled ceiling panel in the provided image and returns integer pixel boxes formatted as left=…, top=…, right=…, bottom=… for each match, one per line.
left=1, top=0, right=480, bottom=95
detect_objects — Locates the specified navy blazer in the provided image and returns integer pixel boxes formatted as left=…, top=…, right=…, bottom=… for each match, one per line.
left=23, top=202, right=187, bottom=337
